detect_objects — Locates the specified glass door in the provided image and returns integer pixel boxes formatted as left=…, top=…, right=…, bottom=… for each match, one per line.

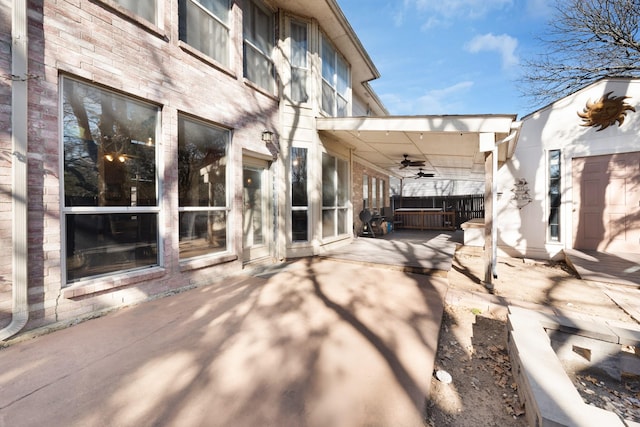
left=242, top=159, right=271, bottom=262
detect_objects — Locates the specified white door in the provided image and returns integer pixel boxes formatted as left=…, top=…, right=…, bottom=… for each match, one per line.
left=243, top=159, right=271, bottom=262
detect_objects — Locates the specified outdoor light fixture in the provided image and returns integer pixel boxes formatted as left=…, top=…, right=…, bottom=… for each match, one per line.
left=261, top=129, right=274, bottom=144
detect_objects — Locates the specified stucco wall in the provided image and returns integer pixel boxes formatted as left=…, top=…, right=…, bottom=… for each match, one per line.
left=497, top=78, right=640, bottom=259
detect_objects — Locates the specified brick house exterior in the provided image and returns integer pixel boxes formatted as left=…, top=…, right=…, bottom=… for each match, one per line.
left=1, top=0, right=387, bottom=337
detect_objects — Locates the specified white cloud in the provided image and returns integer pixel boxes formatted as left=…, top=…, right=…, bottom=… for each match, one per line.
left=466, top=33, right=519, bottom=70
left=381, top=81, right=474, bottom=115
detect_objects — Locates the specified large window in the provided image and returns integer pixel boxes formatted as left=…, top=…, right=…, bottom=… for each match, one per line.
left=178, top=116, right=230, bottom=259
left=321, top=34, right=350, bottom=117
left=62, top=78, right=159, bottom=283
left=322, top=153, right=349, bottom=238
left=548, top=149, right=561, bottom=241
left=291, top=147, right=308, bottom=241
left=112, top=0, right=157, bottom=24
left=179, top=0, right=230, bottom=66
left=243, top=1, right=275, bottom=93
left=290, top=20, right=308, bottom=103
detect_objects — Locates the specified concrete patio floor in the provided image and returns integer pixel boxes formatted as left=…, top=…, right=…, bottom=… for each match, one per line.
left=0, top=257, right=448, bottom=427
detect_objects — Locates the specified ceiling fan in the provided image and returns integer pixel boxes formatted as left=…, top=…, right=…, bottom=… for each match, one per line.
left=399, top=154, right=426, bottom=169
left=412, top=168, right=435, bottom=179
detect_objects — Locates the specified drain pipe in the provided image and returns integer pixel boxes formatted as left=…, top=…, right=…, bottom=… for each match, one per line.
left=1, top=0, right=29, bottom=341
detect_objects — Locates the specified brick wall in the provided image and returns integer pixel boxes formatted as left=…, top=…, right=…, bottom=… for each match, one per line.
left=1, top=0, right=280, bottom=331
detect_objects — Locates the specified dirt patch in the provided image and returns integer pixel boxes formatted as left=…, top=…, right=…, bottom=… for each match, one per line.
left=427, top=305, right=526, bottom=426
left=427, top=250, right=639, bottom=426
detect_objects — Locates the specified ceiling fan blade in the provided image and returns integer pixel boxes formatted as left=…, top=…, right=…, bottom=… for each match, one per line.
left=399, top=164, right=407, bottom=169
left=409, top=161, right=426, bottom=166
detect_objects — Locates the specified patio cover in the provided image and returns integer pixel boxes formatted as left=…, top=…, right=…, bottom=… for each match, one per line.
left=317, top=114, right=522, bottom=286
left=316, top=115, right=520, bottom=180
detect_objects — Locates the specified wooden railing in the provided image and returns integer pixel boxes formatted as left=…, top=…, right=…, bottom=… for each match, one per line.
left=394, top=209, right=456, bottom=231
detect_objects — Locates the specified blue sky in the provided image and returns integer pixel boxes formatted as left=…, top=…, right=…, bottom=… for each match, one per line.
left=338, top=0, right=554, bottom=119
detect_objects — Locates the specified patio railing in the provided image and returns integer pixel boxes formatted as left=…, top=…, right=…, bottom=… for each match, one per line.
left=394, top=209, right=456, bottom=231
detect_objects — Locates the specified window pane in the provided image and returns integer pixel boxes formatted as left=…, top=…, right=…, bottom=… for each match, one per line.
left=362, top=174, right=369, bottom=209
left=338, top=208, right=348, bottom=235
left=198, top=0, right=229, bottom=21
left=252, top=4, right=272, bottom=53
left=371, top=177, right=377, bottom=210
left=548, top=149, right=561, bottom=241
left=178, top=117, right=228, bottom=208
left=337, top=95, right=348, bottom=117
left=291, top=147, right=308, bottom=206
left=322, top=81, right=335, bottom=116
left=337, top=158, right=348, bottom=205
left=244, top=44, right=274, bottom=92
left=181, top=0, right=230, bottom=65
left=291, top=21, right=307, bottom=67
left=291, top=69, right=308, bottom=103
left=63, top=79, right=158, bottom=207
left=292, top=210, right=308, bottom=241
left=243, top=168, right=263, bottom=245
left=290, top=21, right=308, bottom=104
left=337, top=56, right=348, bottom=95
left=321, top=36, right=335, bottom=83
left=113, top=0, right=156, bottom=24
left=322, top=209, right=335, bottom=238
left=179, top=211, right=227, bottom=258
left=66, top=213, right=158, bottom=282
left=322, top=153, right=336, bottom=207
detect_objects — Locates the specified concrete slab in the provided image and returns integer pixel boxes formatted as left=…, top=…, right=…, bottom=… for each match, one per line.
left=565, top=249, right=640, bottom=287
left=0, top=258, right=448, bottom=427
left=320, top=230, right=457, bottom=275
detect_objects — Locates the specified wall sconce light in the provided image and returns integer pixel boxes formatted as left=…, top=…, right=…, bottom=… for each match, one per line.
left=261, top=129, right=274, bottom=145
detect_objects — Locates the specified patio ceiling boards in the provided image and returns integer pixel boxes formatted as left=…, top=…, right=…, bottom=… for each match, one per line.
left=317, top=115, right=520, bottom=181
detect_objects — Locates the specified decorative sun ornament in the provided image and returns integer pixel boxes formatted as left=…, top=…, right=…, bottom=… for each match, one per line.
left=577, top=91, right=636, bottom=131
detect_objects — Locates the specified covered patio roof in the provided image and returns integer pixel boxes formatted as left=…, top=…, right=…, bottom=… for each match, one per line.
left=317, top=115, right=521, bottom=180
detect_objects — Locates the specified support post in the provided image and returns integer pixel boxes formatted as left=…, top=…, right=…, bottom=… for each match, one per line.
left=483, top=150, right=493, bottom=289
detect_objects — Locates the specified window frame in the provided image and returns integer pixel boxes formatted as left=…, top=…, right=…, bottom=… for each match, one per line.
left=60, top=77, right=161, bottom=285
left=321, top=152, right=349, bottom=239
left=111, top=0, right=158, bottom=25
left=179, top=0, right=231, bottom=67
left=177, top=114, right=232, bottom=260
left=321, top=33, right=351, bottom=117
left=243, top=0, right=276, bottom=94
left=289, top=19, right=309, bottom=104
left=291, top=147, right=310, bottom=242
left=548, top=149, right=561, bottom=242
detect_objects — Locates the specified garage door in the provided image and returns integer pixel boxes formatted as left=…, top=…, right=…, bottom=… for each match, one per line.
left=573, top=153, right=640, bottom=253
